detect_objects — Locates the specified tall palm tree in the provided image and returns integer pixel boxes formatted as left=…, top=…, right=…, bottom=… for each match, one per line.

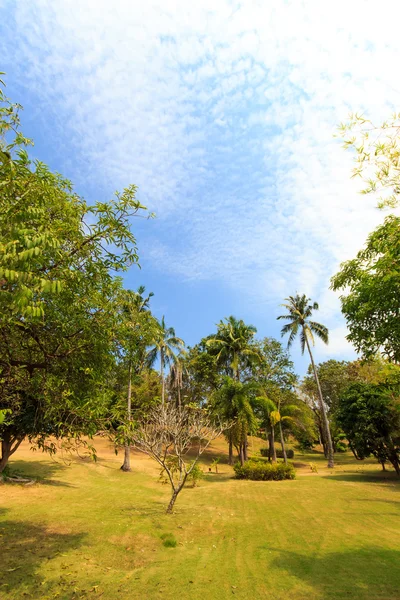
left=120, top=286, right=155, bottom=472
left=206, top=316, right=261, bottom=380
left=207, top=316, right=261, bottom=460
left=212, top=377, right=258, bottom=465
left=277, top=294, right=334, bottom=468
left=146, top=316, right=185, bottom=406
left=169, top=349, right=187, bottom=409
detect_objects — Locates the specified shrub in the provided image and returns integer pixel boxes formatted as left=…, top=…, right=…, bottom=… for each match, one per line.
left=187, top=462, right=204, bottom=487
left=260, top=448, right=294, bottom=459
left=160, top=533, right=177, bottom=548
left=234, top=460, right=295, bottom=481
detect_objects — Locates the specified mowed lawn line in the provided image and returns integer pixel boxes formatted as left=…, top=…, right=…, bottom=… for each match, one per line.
left=0, top=445, right=399, bottom=600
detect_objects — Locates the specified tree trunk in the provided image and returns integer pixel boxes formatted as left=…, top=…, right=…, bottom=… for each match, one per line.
left=268, top=432, right=272, bottom=462
left=161, top=350, right=165, bottom=406
left=270, top=426, right=277, bottom=463
left=228, top=438, right=233, bottom=465
left=279, top=421, right=287, bottom=464
left=121, top=360, right=133, bottom=472
left=0, top=434, right=23, bottom=474
left=243, top=435, right=248, bottom=461
left=389, top=452, right=400, bottom=476
left=166, top=489, right=179, bottom=513
left=239, top=445, right=245, bottom=466
left=305, top=336, right=334, bottom=468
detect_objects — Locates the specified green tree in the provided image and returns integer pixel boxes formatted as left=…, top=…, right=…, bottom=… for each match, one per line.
left=211, top=377, right=258, bottom=465
left=278, top=294, right=334, bottom=468
left=332, top=216, right=400, bottom=362
left=117, top=286, right=159, bottom=471
left=338, top=112, right=400, bottom=209
left=146, top=316, right=184, bottom=405
left=0, top=79, right=148, bottom=473
left=206, top=316, right=261, bottom=381
left=337, top=380, right=400, bottom=474
left=253, top=393, right=298, bottom=464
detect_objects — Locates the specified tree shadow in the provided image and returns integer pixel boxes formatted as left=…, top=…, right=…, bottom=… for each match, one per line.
left=6, top=458, right=75, bottom=487
left=266, top=546, right=400, bottom=599
left=0, top=508, right=86, bottom=596
left=327, top=472, right=400, bottom=485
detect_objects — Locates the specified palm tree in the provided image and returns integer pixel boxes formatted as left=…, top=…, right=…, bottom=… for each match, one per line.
left=206, top=316, right=260, bottom=381
left=146, top=316, right=185, bottom=406
left=212, top=377, right=258, bottom=465
left=277, top=294, right=334, bottom=468
left=120, top=286, right=155, bottom=472
left=169, top=349, right=187, bottom=408
left=207, top=316, right=261, bottom=460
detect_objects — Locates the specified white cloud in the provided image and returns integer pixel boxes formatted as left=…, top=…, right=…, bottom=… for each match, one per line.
left=2, top=0, right=400, bottom=361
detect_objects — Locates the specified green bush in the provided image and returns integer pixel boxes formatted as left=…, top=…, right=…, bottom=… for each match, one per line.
left=260, top=448, right=294, bottom=459
left=187, top=462, right=204, bottom=487
left=160, top=533, right=177, bottom=548
left=234, top=459, right=295, bottom=481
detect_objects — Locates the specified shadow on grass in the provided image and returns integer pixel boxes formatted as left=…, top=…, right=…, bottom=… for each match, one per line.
left=6, top=458, right=74, bottom=487
left=266, top=546, right=400, bottom=599
left=203, top=472, right=233, bottom=483
left=327, top=472, right=400, bottom=484
left=0, top=507, right=86, bottom=596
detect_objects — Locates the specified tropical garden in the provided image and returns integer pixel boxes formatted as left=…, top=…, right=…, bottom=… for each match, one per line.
left=1, top=78, right=400, bottom=599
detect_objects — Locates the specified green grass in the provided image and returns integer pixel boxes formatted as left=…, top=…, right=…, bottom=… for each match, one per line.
left=0, top=440, right=399, bottom=600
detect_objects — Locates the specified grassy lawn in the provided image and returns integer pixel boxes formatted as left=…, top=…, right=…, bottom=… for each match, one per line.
left=1, top=438, right=399, bottom=600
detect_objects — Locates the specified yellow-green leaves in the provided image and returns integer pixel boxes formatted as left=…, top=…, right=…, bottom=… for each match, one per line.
left=338, top=113, right=400, bottom=209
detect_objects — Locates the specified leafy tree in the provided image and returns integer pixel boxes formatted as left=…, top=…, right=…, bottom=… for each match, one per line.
left=206, top=316, right=261, bottom=381
left=253, top=393, right=298, bottom=464
left=146, top=316, right=184, bottom=405
left=178, top=340, right=222, bottom=407
left=337, top=380, right=400, bottom=474
left=211, top=377, right=258, bottom=465
left=251, top=337, right=297, bottom=390
left=0, top=78, right=148, bottom=472
left=338, top=112, right=400, bottom=209
left=332, top=216, right=400, bottom=362
left=278, top=294, right=334, bottom=468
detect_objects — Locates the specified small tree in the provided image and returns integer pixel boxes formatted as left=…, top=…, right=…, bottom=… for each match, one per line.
left=127, top=403, right=228, bottom=513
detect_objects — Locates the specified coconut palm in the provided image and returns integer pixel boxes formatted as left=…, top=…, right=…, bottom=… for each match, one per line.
left=277, top=294, right=334, bottom=468
left=212, top=377, right=258, bottom=465
left=146, top=316, right=185, bottom=405
left=207, top=317, right=261, bottom=460
left=120, top=286, right=156, bottom=472
left=168, top=349, right=187, bottom=409
left=206, top=316, right=260, bottom=381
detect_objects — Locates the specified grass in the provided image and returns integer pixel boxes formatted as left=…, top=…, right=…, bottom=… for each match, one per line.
left=0, top=437, right=399, bottom=600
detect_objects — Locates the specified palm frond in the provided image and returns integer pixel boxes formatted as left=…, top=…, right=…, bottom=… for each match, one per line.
left=309, top=321, right=329, bottom=345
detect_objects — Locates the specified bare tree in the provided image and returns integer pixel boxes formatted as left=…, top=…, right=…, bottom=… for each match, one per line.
left=128, top=403, right=229, bottom=513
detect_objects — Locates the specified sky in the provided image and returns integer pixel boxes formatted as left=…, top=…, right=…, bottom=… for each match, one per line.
left=1, top=0, right=400, bottom=376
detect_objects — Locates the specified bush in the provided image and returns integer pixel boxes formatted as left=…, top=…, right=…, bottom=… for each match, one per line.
left=160, top=533, right=177, bottom=548
left=260, top=448, right=294, bottom=459
left=187, top=462, right=204, bottom=487
left=234, top=460, right=295, bottom=481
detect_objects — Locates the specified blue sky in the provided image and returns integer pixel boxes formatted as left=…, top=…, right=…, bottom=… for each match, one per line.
left=2, top=0, right=400, bottom=375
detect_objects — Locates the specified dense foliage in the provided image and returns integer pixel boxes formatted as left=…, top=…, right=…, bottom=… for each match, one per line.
left=332, top=216, right=400, bottom=362
left=336, top=379, right=400, bottom=474
left=0, top=79, right=148, bottom=472
left=234, top=459, right=295, bottom=480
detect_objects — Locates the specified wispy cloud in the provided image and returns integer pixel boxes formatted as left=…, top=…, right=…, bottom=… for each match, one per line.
left=2, top=0, right=400, bottom=361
